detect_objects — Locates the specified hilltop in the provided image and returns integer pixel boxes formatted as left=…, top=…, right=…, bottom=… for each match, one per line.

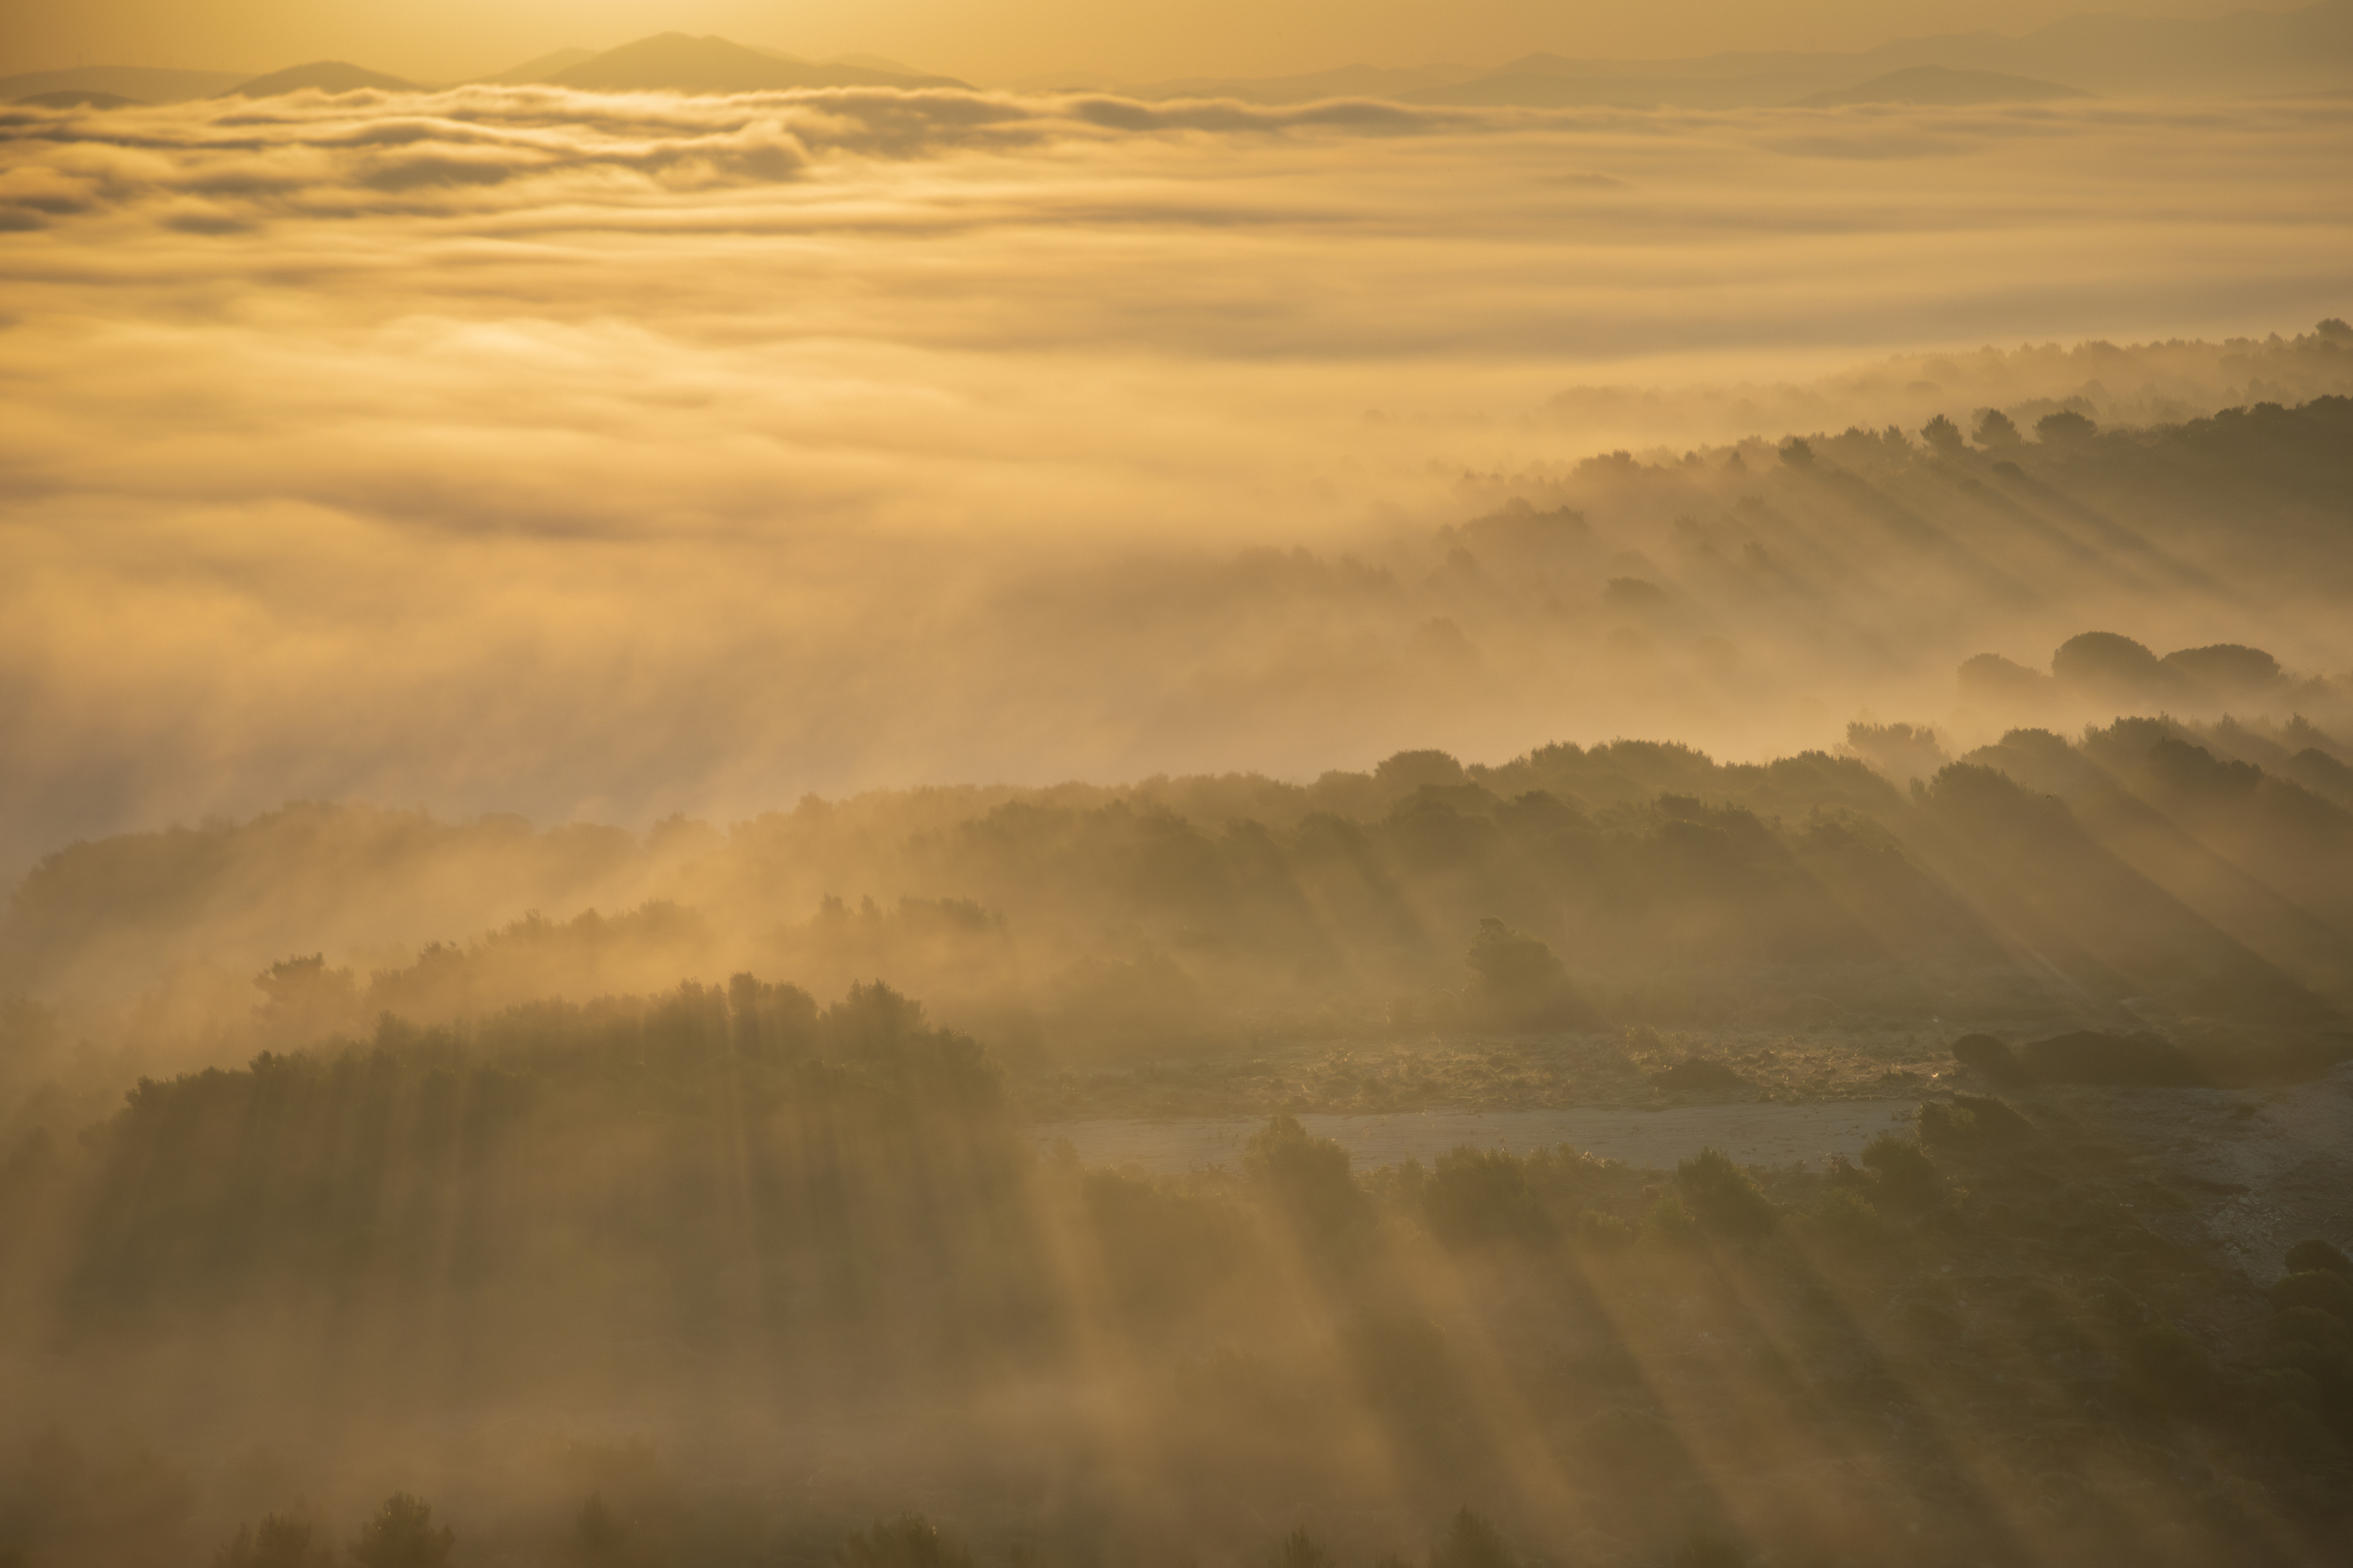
left=218, top=60, right=419, bottom=96
left=1126, top=0, right=2352, bottom=104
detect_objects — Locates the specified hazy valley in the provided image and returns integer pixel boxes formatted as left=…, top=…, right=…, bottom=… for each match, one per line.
left=4, top=7, right=2353, bottom=1566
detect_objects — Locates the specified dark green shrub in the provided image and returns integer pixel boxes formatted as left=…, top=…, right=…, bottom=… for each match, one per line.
left=1425, top=1147, right=1552, bottom=1247
left=213, top=1512, right=329, bottom=1568
left=2263, top=1325, right=2353, bottom=1423
left=2286, top=1239, right=2353, bottom=1277
left=1641, top=1190, right=1702, bottom=1247
left=838, top=1516, right=974, bottom=1568
left=1465, top=919, right=1586, bottom=1028
left=2124, top=1322, right=2219, bottom=1415
left=2268, top=1305, right=2353, bottom=1354
left=1948, top=1033, right=2026, bottom=1084
left=1808, top=1185, right=1885, bottom=1253
left=1860, top=1134, right=1942, bottom=1214
left=1915, top=1100, right=1979, bottom=1145
left=571, top=1492, right=660, bottom=1568
left=1247, top=1115, right=1371, bottom=1246
left=2249, top=1366, right=2323, bottom=1411
left=2247, top=1365, right=2344, bottom=1454
left=1271, top=1528, right=1334, bottom=1568
left=1427, top=1507, right=1512, bottom=1568
left=350, top=1495, right=452, bottom=1568
left=1340, top=1312, right=1459, bottom=1436
left=2253, top=1391, right=2338, bottom=1460
left=2272, top=1270, right=2353, bottom=1323
left=1918, top=1094, right=2034, bottom=1147
left=1082, top=1170, right=1249, bottom=1324
left=1675, top=1147, right=1776, bottom=1237
left=1576, top=1208, right=1634, bottom=1251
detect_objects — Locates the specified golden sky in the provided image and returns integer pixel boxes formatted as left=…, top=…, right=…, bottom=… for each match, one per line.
left=3, top=0, right=2305, bottom=84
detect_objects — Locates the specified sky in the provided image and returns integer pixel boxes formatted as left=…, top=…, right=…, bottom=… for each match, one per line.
left=0, top=0, right=2316, bottom=85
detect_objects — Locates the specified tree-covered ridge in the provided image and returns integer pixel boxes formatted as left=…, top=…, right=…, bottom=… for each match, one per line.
left=10, top=697, right=2353, bottom=1118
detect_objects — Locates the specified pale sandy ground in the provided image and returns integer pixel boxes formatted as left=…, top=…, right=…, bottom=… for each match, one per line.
left=1032, top=1064, right=2353, bottom=1280
left=2026, top=1063, right=2353, bottom=1280
left=1033, top=1100, right=1921, bottom=1175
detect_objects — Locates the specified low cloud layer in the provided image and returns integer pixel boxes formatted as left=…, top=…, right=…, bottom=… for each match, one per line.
left=1, top=85, right=2350, bottom=874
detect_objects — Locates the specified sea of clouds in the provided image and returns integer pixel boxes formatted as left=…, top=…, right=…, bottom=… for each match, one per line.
left=1, top=85, right=2348, bottom=871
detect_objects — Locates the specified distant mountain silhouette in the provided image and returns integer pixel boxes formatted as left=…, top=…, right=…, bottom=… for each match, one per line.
left=223, top=60, right=420, bottom=97
left=1800, top=65, right=2093, bottom=106
left=0, top=65, right=249, bottom=103
left=549, top=33, right=965, bottom=92
left=1123, top=0, right=2352, bottom=105
left=477, top=47, right=597, bottom=85
left=1877, top=0, right=2353, bottom=95
left=13, top=88, right=146, bottom=108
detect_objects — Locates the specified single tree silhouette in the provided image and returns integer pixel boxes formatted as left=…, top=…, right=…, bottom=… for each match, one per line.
left=1973, top=408, right=2020, bottom=446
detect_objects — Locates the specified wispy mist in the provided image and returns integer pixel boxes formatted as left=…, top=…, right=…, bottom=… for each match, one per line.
left=2, top=87, right=2348, bottom=872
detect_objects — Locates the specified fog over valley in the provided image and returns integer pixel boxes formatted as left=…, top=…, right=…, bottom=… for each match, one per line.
left=2, top=86, right=2350, bottom=866
left=3, top=12, right=2353, bottom=1568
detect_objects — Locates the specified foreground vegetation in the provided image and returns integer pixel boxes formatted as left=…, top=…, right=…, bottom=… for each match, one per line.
left=1, top=971, right=2347, bottom=1567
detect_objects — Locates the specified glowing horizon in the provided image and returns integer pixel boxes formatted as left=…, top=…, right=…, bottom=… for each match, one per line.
left=1, top=0, right=2328, bottom=89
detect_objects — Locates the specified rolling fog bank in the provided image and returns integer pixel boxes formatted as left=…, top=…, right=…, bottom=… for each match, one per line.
left=7, top=80, right=2353, bottom=1568
left=4, top=380, right=2352, bottom=1111
left=3, top=86, right=2351, bottom=870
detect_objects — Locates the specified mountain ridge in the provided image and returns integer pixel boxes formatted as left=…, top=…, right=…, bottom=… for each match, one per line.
left=1124, top=0, right=2351, bottom=105
left=1798, top=64, right=2096, bottom=106
left=10, top=2, right=2348, bottom=110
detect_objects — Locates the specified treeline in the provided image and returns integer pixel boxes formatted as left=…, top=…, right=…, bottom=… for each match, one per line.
left=2, top=392, right=2350, bottom=1074
left=5, top=980, right=1039, bottom=1391
left=11, top=705, right=2353, bottom=1104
